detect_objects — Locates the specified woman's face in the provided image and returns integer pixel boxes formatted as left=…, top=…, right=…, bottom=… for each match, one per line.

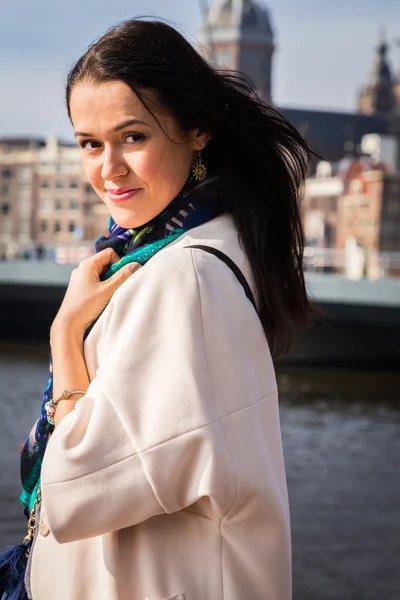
left=70, top=80, right=208, bottom=228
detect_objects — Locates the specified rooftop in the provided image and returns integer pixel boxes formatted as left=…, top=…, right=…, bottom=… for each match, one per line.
left=204, top=0, right=273, bottom=36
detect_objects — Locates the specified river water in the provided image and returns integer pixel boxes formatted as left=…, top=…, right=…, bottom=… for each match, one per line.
left=0, top=341, right=399, bottom=600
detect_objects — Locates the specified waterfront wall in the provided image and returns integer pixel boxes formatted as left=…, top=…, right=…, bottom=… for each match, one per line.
left=0, top=264, right=399, bottom=365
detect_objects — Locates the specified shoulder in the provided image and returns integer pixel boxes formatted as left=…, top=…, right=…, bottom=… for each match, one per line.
left=112, top=213, right=252, bottom=309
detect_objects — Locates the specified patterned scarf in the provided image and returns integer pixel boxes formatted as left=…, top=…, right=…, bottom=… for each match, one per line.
left=19, top=176, right=225, bottom=515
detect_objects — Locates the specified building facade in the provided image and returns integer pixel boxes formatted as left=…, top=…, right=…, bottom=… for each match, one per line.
left=303, top=162, right=345, bottom=249
left=337, top=169, right=400, bottom=253
left=199, top=0, right=274, bottom=102
left=0, top=137, right=108, bottom=258
left=200, top=3, right=400, bottom=273
left=303, top=135, right=400, bottom=259
left=357, top=38, right=397, bottom=117
left=200, top=4, right=400, bottom=166
left=356, top=34, right=400, bottom=159
left=2, top=3, right=399, bottom=262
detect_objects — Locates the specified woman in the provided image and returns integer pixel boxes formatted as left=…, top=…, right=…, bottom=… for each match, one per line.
left=2, top=18, right=312, bottom=600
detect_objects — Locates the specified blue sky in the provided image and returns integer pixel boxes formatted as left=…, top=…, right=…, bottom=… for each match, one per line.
left=1, top=0, right=400, bottom=139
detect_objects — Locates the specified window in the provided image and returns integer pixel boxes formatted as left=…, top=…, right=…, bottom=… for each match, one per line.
left=1, top=202, right=10, bottom=215
left=55, top=199, right=63, bottom=210
left=69, top=199, right=79, bottom=210
left=40, top=198, right=50, bottom=210
left=350, top=179, right=363, bottom=194
left=69, top=181, right=78, bottom=189
left=85, top=183, right=92, bottom=194
left=69, top=221, right=76, bottom=233
left=1, top=185, right=10, bottom=196
left=19, top=199, right=31, bottom=219
left=41, top=221, right=48, bottom=232
left=54, top=221, right=61, bottom=233
left=19, top=167, right=31, bottom=183
left=381, top=221, right=396, bottom=234
left=1, top=168, right=13, bottom=179
left=41, top=181, right=49, bottom=188
left=387, top=200, right=400, bottom=216
left=56, top=180, right=63, bottom=189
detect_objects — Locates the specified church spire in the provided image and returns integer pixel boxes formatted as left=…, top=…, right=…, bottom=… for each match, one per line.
left=358, top=29, right=396, bottom=116
left=393, top=38, right=400, bottom=113
left=198, top=0, right=275, bottom=102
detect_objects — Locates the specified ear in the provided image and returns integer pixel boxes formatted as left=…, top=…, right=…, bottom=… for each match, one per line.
left=191, top=129, right=212, bottom=151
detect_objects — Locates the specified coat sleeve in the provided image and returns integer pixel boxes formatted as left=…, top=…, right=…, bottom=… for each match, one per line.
left=40, top=249, right=237, bottom=543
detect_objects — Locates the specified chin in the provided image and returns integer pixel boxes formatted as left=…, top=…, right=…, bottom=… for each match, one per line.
left=110, top=201, right=169, bottom=229
left=108, top=196, right=171, bottom=230
left=110, top=211, right=152, bottom=230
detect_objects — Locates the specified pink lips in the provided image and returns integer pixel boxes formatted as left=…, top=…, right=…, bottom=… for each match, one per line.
left=106, top=187, right=142, bottom=204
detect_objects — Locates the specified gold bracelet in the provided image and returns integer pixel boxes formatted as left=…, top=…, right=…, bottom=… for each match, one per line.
left=53, top=389, right=86, bottom=406
left=45, top=390, right=86, bottom=425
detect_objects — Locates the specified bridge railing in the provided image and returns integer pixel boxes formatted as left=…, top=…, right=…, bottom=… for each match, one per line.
left=1, top=245, right=400, bottom=281
left=304, top=247, right=400, bottom=279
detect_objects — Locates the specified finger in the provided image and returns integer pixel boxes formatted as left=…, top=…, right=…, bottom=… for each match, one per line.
left=109, top=250, right=123, bottom=266
left=89, top=248, right=121, bottom=273
left=105, top=262, right=141, bottom=292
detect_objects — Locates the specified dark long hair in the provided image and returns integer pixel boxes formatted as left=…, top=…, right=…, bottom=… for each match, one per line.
left=66, top=18, right=314, bottom=356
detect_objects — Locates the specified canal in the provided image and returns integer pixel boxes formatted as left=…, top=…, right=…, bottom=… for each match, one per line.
left=0, top=341, right=399, bottom=599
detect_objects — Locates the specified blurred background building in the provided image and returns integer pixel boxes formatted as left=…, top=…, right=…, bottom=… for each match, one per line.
left=0, top=136, right=108, bottom=261
left=199, top=0, right=400, bottom=277
left=1, top=0, right=400, bottom=266
left=199, top=0, right=275, bottom=101
left=303, top=134, right=400, bottom=276
left=200, top=0, right=400, bottom=167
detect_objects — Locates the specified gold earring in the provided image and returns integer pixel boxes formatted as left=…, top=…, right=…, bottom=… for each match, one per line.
left=192, top=152, right=207, bottom=182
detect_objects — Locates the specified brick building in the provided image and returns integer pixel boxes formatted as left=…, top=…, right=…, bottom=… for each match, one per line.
left=303, top=161, right=344, bottom=248
left=0, top=136, right=108, bottom=258
left=337, top=168, right=400, bottom=253
left=303, top=135, right=400, bottom=255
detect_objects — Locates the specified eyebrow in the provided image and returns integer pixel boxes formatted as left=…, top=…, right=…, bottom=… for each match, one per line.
left=74, top=118, right=151, bottom=138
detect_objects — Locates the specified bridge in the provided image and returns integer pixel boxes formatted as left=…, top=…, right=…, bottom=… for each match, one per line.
left=0, top=259, right=399, bottom=365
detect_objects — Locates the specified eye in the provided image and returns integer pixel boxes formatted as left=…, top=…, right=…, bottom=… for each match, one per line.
left=125, top=132, right=146, bottom=143
left=79, top=140, right=102, bottom=150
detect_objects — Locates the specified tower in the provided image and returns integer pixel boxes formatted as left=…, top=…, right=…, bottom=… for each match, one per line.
left=393, top=40, right=400, bottom=112
left=199, top=0, right=275, bottom=102
left=388, top=42, right=400, bottom=164
left=358, top=33, right=396, bottom=116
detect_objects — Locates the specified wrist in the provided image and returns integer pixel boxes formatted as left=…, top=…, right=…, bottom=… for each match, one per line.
left=50, top=327, right=84, bottom=354
left=50, top=315, right=84, bottom=345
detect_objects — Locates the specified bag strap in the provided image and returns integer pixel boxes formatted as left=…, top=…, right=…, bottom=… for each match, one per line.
left=186, top=244, right=257, bottom=314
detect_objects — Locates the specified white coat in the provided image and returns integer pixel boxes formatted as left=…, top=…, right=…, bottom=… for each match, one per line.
left=31, top=214, right=291, bottom=600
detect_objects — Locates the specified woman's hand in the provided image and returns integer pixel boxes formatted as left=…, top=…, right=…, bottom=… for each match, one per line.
left=51, top=249, right=140, bottom=338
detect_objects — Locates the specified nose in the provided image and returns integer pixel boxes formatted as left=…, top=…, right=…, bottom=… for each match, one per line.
left=100, top=146, right=129, bottom=181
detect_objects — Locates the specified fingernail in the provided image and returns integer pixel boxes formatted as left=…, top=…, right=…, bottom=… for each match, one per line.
left=130, top=263, right=141, bottom=274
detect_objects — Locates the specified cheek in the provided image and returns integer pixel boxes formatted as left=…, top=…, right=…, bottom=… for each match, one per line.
left=129, top=141, right=191, bottom=188
left=148, top=147, right=192, bottom=190
left=126, top=139, right=168, bottom=184
left=82, top=159, right=102, bottom=188
left=127, top=151, right=160, bottom=182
